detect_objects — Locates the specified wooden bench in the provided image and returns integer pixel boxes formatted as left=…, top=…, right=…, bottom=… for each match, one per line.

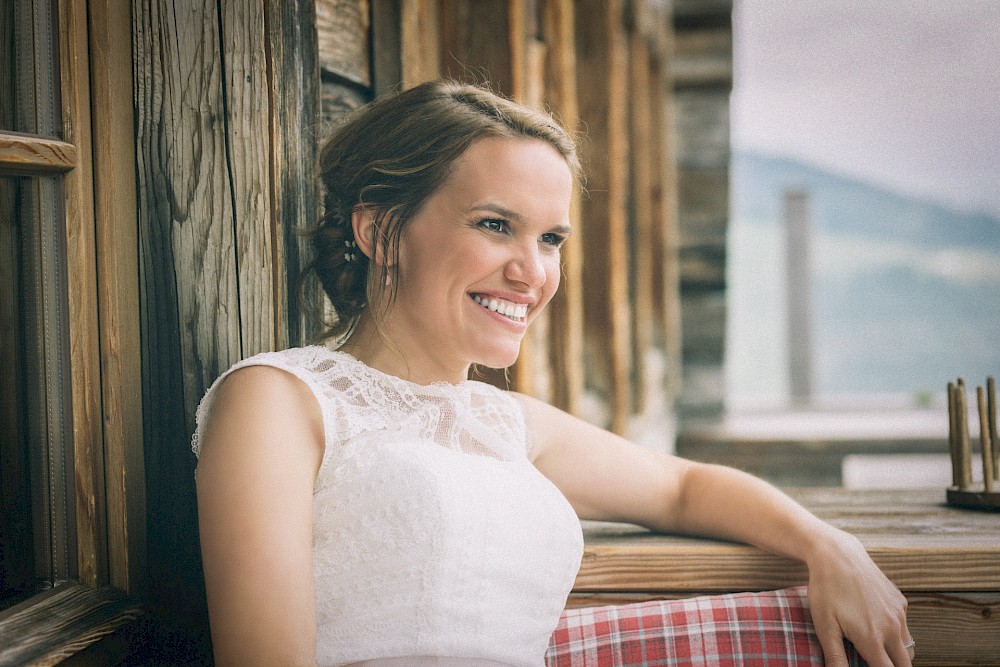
left=569, top=487, right=1000, bottom=666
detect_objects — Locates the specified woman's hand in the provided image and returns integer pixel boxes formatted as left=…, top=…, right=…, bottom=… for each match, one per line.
left=805, top=528, right=914, bottom=667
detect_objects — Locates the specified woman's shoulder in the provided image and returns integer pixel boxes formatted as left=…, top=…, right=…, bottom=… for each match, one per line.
left=192, top=346, right=344, bottom=458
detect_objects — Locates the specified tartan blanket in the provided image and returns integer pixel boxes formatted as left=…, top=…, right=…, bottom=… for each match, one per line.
left=546, top=586, right=866, bottom=666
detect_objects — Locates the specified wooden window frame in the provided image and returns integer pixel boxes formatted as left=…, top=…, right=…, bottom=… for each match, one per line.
left=0, top=0, right=144, bottom=663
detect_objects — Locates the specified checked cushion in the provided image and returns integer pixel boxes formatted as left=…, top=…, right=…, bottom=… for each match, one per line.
left=546, top=586, right=866, bottom=667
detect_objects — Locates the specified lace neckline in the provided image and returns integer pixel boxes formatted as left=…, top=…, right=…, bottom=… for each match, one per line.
left=319, top=345, right=484, bottom=395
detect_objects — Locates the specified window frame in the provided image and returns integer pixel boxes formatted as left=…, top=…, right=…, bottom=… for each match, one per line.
left=0, top=0, right=144, bottom=661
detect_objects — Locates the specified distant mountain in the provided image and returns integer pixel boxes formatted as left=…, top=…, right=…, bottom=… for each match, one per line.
left=727, top=151, right=1000, bottom=401
left=732, top=151, right=1000, bottom=251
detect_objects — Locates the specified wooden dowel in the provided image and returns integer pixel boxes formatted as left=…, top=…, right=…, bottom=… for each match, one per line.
left=980, top=386, right=995, bottom=492
left=956, top=379, right=973, bottom=490
left=948, top=381, right=961, bottom=488
left=989, top=376, right=998, bottom=476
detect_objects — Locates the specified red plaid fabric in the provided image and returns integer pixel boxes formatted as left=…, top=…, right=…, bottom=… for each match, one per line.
left=546, top=586, right=866, bottom=667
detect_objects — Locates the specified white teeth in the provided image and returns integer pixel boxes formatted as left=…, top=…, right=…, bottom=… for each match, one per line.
left=473, top=295, right=528, bottom=321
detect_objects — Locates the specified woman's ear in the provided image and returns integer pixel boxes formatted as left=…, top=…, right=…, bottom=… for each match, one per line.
left=351, top=205, right=388, bottom=266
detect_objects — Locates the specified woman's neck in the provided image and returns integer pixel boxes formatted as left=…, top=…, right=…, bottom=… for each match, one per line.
left=338, top=316, right=471, bottom=386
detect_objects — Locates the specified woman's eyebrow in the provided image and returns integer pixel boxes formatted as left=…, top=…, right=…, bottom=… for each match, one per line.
left=468, top=202, right=522, bottom=221
left=469, top=203, right=572, bottom=235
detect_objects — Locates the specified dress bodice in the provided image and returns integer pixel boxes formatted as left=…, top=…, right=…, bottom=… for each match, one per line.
left=192, top=346, right=584, bottom=666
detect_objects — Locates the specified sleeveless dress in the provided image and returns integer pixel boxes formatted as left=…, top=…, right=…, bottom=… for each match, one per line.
left=192, top=345, right=584, bottom=667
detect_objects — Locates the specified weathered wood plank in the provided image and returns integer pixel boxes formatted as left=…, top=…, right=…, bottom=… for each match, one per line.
left=400, top=0, right=441, bottom=88
left=440, top=0, right=512, bottom=91
left=220, top=2, right=276, bottom=357
left=542, top=0, right=584, bottom=416
left=268, top=0, right=320, bottom=347
left=628, top=28, right=653, bottom=415
left=574, top=0, right=632, bottom=433
left=133, top=0, right=240, bottom=631
left=56, top=0, right=108, bottom=591
left=316, top=0, right=370, bottom=86
left=576, top=489, right=1000, bottom=592
left=0, top=583, right=142, bottom=667
left=0, top=134, right=76, bottom=174
left=86, top=0, right=147, bottom=596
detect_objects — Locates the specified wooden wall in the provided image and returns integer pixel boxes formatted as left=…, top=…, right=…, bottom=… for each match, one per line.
left=131, top=0, right=318, bottom=653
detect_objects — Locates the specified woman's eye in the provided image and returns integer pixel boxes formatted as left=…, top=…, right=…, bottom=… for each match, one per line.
left=480, top=218, right=507, bottom=233
left=540, top=233, right=566, bottom=248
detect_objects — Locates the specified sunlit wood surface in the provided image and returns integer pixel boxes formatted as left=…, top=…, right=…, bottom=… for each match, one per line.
left=571, top=488, right=1000, bottom=666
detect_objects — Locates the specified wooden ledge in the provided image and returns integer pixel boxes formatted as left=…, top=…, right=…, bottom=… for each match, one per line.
left=0, top=583, right=142, bottom=667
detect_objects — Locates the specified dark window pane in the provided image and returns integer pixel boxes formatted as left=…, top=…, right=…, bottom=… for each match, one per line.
left=0, top=0, right=61, bottom=136
left=0, top=174, right=75, bottom=609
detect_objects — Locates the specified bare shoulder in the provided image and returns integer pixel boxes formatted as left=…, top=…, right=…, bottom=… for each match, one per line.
left=511, top=391, right=597, bottom=462
left=198, top=364, right=324, bottom=475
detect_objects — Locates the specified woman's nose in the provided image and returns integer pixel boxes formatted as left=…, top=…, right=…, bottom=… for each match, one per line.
left=505, top=243, right=547, bottom=288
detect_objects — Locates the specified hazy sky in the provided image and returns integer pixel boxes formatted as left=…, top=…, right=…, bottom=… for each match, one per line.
left=731, top=0, right=1000, bottom=217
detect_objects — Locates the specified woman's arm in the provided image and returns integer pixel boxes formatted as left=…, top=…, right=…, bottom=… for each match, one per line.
left=520, top=393, right=913, bottom=667
left=196, top=365, right=324, bottom=666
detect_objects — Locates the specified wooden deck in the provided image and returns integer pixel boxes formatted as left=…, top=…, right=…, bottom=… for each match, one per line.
left=570, top=487, right=1000, bottom=666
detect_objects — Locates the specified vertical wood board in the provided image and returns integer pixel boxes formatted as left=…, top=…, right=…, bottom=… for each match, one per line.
left=87, top=0, right=147, bottom=595
left=57, top=0, right=107, bottom=590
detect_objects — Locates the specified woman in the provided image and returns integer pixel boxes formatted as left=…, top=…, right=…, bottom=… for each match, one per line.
left=193, top=80, right=913, bottom=666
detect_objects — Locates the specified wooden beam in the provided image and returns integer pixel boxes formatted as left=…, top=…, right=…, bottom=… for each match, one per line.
left=0, top=134, right=76, bottom=174
left=400, top=0, right=441, bottom=88
left=542, top=0, right=584, bottom=415
left=87, top=0, right=147, bottom=595
left=575, top=0, right=632, bottom=434
left=267, top=0, right=320, bottom=347
left=629, top=28, right=653, bottom=415
left=57, top=0, right=107, bottom=590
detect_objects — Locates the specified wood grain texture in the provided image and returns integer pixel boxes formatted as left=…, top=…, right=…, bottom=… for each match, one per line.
left=574, top=0, right=632, bottom=433
left=628, top=29, right=653, bottom=415
left=56, top=0, right=108, bottom=591
left=221, top=1, right=276, bottom=358
left=86, top=0, right=147, bottom=596
left=541, top=0, right=584, bottom=416
left=316, top=0, right=370, bottom=85
left=132, top=0, right=252, bottom=631
left=440, top=0, right=511, bottom=91
left=0, top=134, right=76, bottom=174
left=268, top=0, right=321, bottom=347
left=0, top=583, right=142, bottom=667
left=576, top=489, right=1000, bottom=592
left=400, top=0, right=441, bottom=88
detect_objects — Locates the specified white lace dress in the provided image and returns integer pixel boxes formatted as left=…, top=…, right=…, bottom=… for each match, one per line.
left=192, top=346, right=584, bottom=667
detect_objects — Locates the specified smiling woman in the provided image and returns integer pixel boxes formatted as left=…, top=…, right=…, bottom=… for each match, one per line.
left=193, top=80, right=914, bottom=667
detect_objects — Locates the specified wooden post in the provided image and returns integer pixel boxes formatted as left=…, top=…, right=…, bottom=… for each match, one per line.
left=955, top=379, right=973, bottom=490
left=542, top=0, right=585, bottom=415
left=978, top=386, right=994, bottom=492
left=784, top=188, right=813, bottom=406
left=575, top=0, right=632, bottom=434
left=989, top=376, right=998, bottom=475
left=948, top=381, right=961, bottom=488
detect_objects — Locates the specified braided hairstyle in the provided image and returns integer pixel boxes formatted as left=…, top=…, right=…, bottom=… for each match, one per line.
left=308, top=79, right=580, bottom=343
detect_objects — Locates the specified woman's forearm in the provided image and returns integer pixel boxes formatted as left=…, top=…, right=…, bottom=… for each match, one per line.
left=664, top=461, right=848, bottom=564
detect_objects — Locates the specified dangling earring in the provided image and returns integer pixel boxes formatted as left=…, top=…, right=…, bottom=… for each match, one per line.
left=385, top=272, right=392, bottom=287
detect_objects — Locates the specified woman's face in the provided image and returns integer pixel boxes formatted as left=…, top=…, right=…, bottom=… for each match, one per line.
left=385, top=136, right=573, bottom=381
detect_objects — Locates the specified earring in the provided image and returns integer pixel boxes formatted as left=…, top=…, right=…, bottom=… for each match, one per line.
left=344, top=239, right=357, bottom=262
left=385, top=273, right=392, bottom=287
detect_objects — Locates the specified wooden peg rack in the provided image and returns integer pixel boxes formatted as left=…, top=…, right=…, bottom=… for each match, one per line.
left=947, top=376, right=1000, bottom=510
